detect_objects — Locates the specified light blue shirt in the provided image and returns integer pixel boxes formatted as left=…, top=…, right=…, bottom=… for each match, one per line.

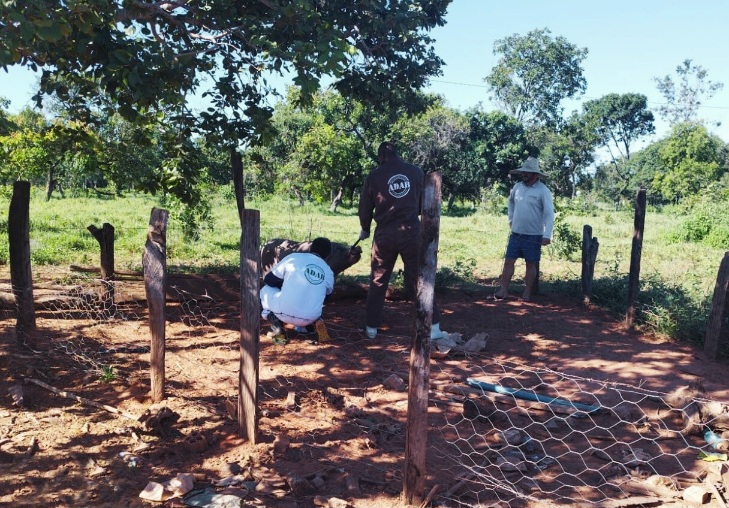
left=507, top=180, right=555, bottom=240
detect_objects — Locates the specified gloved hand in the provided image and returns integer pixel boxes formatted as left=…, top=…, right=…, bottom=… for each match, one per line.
left=358, top=229, right=370, bottom=241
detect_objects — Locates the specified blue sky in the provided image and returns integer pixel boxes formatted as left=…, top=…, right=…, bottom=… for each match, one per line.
left=425, top=0, right=729, bottom=142
left=2, top=0, right=728, bottom=143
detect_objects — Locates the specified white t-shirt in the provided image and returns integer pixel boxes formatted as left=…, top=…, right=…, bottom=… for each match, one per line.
left=260, top=252, right=334, bottom=326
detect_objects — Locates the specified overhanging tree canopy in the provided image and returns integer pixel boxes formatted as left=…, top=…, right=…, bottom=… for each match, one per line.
left=0, top=0, right=450, bottom=147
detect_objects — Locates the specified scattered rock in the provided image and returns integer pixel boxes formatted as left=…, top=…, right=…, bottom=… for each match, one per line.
left=288, top=474, right=315, bottom=496
left=185, top=430, right=208, bottom=454
left=139, top=481, right=172, bottom=502
left=314, top=495, right=350, bottom=508
left=285, top=391, right=298, bottom=410
left=138, top=405, right=180, bottom=434
left=272, top=434, right=290, bottom=456
left=683, top=485, right=710, bottom=504
left=220, top=462, right=242, bottom=477
left=383, top=374, right=406, bottom=391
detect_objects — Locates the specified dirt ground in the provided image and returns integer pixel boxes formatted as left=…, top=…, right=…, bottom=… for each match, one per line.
left=1, top=274, right=729, bottom=508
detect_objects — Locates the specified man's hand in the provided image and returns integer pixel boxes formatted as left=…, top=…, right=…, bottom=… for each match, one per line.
left=541, top=238, right=551, bottom=246
left=359, top=229, right=370, bottom=241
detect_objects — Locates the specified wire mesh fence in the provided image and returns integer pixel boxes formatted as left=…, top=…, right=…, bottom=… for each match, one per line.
left=430, top=359, right=729, bottom=507
left=4, top=271, right=729, bottom=507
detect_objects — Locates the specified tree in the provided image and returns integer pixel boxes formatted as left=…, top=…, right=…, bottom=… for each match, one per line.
left=652, top=122, right=725, bottom=202
left=485, top=28, right=588, bottom=128
left=0, top=109, right=100, bottom=200
left=582, top=93, right=655, bottom=199
left=538, top=112, right=600, bottom=199
left=395, top=102, right=471, bottom=210
left=654, top=59, right=724, bottom=126
left=465, top=109, right=530, bottom=191
left=0, top=98, right=15, bottom=136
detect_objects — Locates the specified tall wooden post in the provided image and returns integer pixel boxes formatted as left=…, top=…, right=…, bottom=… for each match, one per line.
left=143, top=208, right=168, bottom=403
left=88, top=223, right=115, bottom=305
left=581, top=225, right=599, bottom=305
left=625, top=188, right=646, bottom=328
left=403, top=172, right=441, bottom=505
left=8, top=180, right=36, bottom=345
left=705, top=252, right=729, bottom=359
left=238, top=209, right=261, bottom=442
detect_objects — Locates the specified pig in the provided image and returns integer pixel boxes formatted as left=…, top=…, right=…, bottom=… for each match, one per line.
left=260, top=238, right=363, bottom=277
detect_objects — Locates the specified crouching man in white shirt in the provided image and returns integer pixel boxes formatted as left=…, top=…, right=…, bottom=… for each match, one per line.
left=260, top=237, right=335, bottom=337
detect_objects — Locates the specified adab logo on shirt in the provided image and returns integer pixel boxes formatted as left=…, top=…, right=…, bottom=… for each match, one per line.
left=388, top=174, right=410, bottom=198
left=304, top=264, right=326, bottom=285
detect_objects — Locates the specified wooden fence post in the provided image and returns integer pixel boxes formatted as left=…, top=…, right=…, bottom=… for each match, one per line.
left=403, top=171, right=441, bottom=506
left=88, top=223, right=115, bottom=305
left=143, top=207, right=168, bottom=403
left=8, top=180, right=36, bottom=345
left=705, top=251, right=729, bottom=359
left=238, top=209, right=261, bottom=442
left=625, top=188, right=646, bottom=328
left=581, top=225, right=599, bottom=305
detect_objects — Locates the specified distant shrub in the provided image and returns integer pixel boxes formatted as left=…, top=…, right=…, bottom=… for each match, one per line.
left=666, top=199, right=729, bottom=246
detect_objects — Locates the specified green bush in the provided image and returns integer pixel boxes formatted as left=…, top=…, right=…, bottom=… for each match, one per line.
left=666, top=199, right=729, bottom=246
left=549, top=220, right=581, bottom=261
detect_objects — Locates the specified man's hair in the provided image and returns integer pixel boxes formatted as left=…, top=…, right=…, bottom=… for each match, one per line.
left=378, top=141, right=398, bottom=161
left=310, top=237, right=332, bottom=259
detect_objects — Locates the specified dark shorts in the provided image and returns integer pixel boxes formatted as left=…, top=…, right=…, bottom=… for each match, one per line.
left=505, top=233, right=543, bottom=263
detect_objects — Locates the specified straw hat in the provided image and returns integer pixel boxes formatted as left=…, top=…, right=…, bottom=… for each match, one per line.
left=509, top=157, right=548, bottom=178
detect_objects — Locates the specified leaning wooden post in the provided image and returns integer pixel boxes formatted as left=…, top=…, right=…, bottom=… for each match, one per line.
left=403, top=171, right=441, bottom=506
left=581, top=225, right=599, bottom=305
left=143, top=208, right=168, bottom=403
left=88, top=223, right=115, bottom=305
left=705, top=252, right=729, bottom=359
left=8, top=180, right=36, bottom=345
left=625, top=188, right=646, bottom=328
left=238, top=209, right=261, bottom=442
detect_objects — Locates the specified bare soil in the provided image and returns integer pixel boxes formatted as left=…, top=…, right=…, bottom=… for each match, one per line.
left=1, top=275, right=729, bottom=508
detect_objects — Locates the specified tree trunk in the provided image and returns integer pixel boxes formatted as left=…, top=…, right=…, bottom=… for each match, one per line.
left=446, top=193, right=456, bottom=213
left=45, top=169, right=55, bottom=201
left=329, top=186, right=344, bottom=213
left=293, top=188, right=304, bottom=206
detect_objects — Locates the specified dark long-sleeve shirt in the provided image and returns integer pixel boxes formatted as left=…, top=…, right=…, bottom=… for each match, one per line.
left=358, top=158, right=424, bottom=233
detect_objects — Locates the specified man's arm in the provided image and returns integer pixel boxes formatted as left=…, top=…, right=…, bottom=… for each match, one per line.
left=507, top=184, right=517, bottom=225
left=358, top=176, right=374, bottom=235
left=542, top=187, right=555, bottom=241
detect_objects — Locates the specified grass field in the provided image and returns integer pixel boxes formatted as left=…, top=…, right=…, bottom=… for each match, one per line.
left=1, top=188, right=726, bottom=346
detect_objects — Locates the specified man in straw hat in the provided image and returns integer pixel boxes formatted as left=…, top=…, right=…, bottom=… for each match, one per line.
left=494, top=156, right=555, bottom=302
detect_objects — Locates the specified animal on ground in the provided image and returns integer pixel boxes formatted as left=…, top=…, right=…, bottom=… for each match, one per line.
left=260, top=238, right=362, bottom=277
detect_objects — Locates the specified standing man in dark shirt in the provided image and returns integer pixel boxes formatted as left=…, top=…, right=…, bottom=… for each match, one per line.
left=357, top=141, right=448, bottom=340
